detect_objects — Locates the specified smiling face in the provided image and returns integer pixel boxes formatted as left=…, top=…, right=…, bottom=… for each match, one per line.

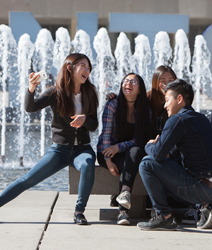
left=122, top=74, right=140, bottom=101
left=164, top=90, right=183, bottom=117
left=159, top=72, right=175, bottom=95
left=72, top=58, right=91, bottom=86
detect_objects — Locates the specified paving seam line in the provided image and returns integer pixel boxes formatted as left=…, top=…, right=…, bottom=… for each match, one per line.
left=36, top=191, right=59, bottom=250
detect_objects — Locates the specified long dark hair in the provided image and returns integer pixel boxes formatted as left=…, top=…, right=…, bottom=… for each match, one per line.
left=55, top=53, right=98, bottom=117
left=115, top=73, right=150, bottom=146
left=147, top=65, right=177, bottom=117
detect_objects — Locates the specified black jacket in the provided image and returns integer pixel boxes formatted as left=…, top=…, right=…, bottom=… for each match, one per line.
left=25, top=86, right=98, bottom=147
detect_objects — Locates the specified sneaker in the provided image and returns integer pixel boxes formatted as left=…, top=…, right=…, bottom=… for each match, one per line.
left=181, top=206, right=200, bottom=225
left=116, top=191, right=131, bottom=209
left=110, top=194, right=119, bottom=207
left=137, top=213, right=178, bottom=231
left=117, top=211, right=130, bottom=225
left=197, top=205, right=212, bottom=229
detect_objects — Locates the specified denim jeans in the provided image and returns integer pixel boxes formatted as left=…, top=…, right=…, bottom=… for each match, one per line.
left=0, top=144, right=96, bottom=213
left=139, top=156, right=212, bottom=216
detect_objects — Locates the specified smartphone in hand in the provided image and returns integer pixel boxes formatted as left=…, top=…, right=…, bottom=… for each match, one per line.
left=35, top=70, right=47, bottom=82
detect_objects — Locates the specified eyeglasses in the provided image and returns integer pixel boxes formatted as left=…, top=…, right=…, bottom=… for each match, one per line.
left=123, top=78, right=138, bottom=86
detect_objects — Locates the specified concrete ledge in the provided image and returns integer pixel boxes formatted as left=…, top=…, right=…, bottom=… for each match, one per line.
left=69, top=166, right=148, bottom=218
left=69, top=166, right=148, bottom=195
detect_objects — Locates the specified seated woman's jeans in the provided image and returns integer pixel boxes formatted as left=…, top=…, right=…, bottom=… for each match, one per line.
left=139, top=156, right=212, bottom=216
left=97, top=146, right=145, bottom=211
left=0, top=144, right=96, bottom=213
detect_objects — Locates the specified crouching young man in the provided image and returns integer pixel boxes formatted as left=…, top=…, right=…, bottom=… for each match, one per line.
left=138, top=79, right=212, bottom=231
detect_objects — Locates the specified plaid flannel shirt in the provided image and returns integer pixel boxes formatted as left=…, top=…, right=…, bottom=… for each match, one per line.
left=97, top=98, right=136, bottom=160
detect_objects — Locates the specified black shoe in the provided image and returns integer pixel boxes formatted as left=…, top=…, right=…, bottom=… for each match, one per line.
left=110, top=194, right=119, bottom=207
left=74, top=213, right=87, bottom=225
left=137, top=213, right=178, bottom=231
left=197, top=205, right=212, bottom=229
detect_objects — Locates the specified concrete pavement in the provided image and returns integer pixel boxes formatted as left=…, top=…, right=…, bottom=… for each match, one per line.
left=0, top=191, right=212, bottom=250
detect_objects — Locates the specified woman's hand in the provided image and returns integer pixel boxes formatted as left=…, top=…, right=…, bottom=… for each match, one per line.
left=29, top=72, right=41, bottom=93
left=70, top=114, right=86, bottom=128
left=106, top=158, right=120, bottom=176
left=106, top=92, right=116, bottom=100
left=102, top=144, right=119, bottom=158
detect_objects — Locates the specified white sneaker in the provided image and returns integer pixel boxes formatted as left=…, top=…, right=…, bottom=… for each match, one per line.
left=117, top=211, right=130, bottom=225
left=197, top=206, right=212, bottom=229
left=116, top=190, right=131, bottom=209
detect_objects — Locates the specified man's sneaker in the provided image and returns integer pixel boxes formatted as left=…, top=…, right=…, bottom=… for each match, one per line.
left=117, top=211, right=130, bottom=225
left=197, top=205, right=212, bottom=229
left=181, top=206, right=200, bottom=225
left=116, top=191, right=131, bottom=209
left=137, top=213, right=178, bottom=231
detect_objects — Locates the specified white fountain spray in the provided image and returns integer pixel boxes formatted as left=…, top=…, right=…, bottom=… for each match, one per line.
left=52, top=27, right=71, bottom=79
left=132, top=34, right=152, bottom=90
left=71, top=29, right=93, bottom=63
left=172, top=29, right=191, bottom=82
left=0, top=26, right=212, bottom=167
left=93, top=28, right=118, bottom=134
left=33, top=29, right=54, bottom=157
left=0, top=25, right=18, bottom=163
left=153, top=31, right=172, bottom=69
left=18, top=34, right=34, bottom=166
left=114, top=32, right=132, bottom=80
left=191, top=35, right=212, bottom=112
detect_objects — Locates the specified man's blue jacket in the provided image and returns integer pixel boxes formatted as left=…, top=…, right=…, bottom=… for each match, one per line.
left=145, top=106, right=212, bottom=179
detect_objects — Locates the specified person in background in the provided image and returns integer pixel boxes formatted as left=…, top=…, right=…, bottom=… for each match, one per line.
left=97, top=73, right=150, bottom=225
left=147, top=65, right=177, bottom=137
left=138, top=79, right=212, bottom=231
left=0, top=53, right=98, bottom=225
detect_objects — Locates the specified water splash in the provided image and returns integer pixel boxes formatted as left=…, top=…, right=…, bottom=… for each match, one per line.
left=71, top=29, right=93, bottom=64
left=0, top=25, right=18, bottom=163
left=153, top=31, right=172, bottom=68
left=114, top=32, right=132, bottom=80
left=93, top=28, right=118, bottom=134
left=132, top=34, right=151, bottom=90
left=0, top=25, right=212, bottom=169
left=33, top=29, right=54, bottom=157
left=191, top=35, right=212, bottom=112
left=18, top=34, right=34, bottom=165
left=172, top=29, right=191, bottom=82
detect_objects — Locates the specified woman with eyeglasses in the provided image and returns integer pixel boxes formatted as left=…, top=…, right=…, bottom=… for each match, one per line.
left=97, top=73, right=150, bottom=225
left=147, top=65, right=177, bottom=137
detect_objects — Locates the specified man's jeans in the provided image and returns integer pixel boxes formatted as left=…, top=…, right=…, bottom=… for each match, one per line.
left=0, top=144, right=96, bottom=213
left=139, top=156, right=212, bottom=216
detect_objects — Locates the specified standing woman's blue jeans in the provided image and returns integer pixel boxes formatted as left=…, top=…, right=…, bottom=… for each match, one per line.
left=0, top=144, right=96, bottom=213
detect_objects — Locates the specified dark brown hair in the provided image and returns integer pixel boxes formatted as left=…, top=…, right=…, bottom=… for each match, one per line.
left=55, top=53, right=98, bottom=117
left=147, top=65, right=177, bottom=117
